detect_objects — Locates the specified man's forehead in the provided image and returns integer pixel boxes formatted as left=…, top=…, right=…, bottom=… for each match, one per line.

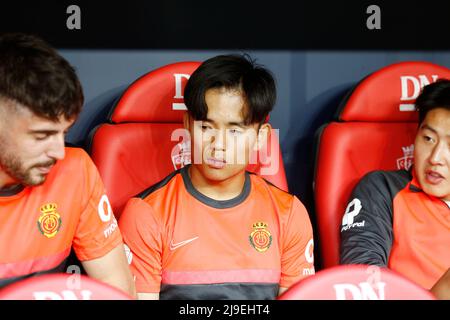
left=423, top=108, right=450, bottom=122
left=420, top=108, right=450, bottom=136
left=205, top=110, right=246, bottom=124
left=7, top=107, right=75, bottom=130
left=206, top=101, right=248, bottom=124
left=1, top=98, right=75, bottom=124
left=27, top=114, right=75, bottom=129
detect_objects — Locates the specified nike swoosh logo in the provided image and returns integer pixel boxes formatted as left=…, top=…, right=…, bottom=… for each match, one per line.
left=169, top=236, right=199, bottom=251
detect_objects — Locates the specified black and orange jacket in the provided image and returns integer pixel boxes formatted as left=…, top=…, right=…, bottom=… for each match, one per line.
left=0, top=148, right=122, bottom=288
left=119, top=165, right=315, bottom=299
left=340, top=169, right=450, bottom=289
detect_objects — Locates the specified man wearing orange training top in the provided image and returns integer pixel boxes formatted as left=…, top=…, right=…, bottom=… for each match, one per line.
left=340, top=80, right=450, bottom=299
left=119, top=54, right=315, bottom=299
left=0, top=33, right=135, bottom=297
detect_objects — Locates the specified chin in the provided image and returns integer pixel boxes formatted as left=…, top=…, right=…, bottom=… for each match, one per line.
left=421, top=184, right=449, bottom=199
left=202, top=168, right=233, bottom=181
left=24, top=174, right=47, bottom=186
left=199, top=164, right=244, bottom=182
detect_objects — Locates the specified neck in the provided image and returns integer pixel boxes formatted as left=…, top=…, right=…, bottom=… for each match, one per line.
left=0, top=170, right=19, bottom=190
left=188, top=165, right=246, bottom=201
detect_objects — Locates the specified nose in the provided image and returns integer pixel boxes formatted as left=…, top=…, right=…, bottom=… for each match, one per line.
left=211, top=128, right=226, bottom=152
left=46, top=133, right=66, bottom=161
left=429, top=142, right=445, bottom=166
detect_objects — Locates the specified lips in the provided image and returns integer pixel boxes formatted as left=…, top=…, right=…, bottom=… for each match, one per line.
left=33, top=160, right=56, bottom=175
left=425, top=169, right=445, bottom=185
left=35, top=165, right=53, bottom=174
left=206, top=158, right=226, bottom=169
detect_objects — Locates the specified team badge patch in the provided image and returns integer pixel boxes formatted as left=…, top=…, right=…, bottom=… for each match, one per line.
left=249, top=222, right=272, bottom=252
left=37, top=203, right=62, bottom=238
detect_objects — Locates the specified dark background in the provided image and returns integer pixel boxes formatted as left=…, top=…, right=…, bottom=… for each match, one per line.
left=1, top=1, right=450, bottom=50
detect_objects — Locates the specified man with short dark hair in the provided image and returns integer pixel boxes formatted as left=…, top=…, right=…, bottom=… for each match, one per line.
left=119, top=54, right=315, bottom=300
left=340, top=79, right=450, bottom=299
left=0, top=33, right=135, bottom=297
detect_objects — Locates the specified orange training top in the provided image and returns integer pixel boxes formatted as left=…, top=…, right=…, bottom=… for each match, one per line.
left=119, top=165, right=315, bottom=299
left=0, top=147, right=122, bottom=288
left=340, top=169, right=450, bottom=289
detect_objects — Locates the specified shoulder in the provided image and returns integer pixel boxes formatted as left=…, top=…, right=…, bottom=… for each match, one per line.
left=65, top=146, right=90, bottom=160
left=354, top=169, right=411, bottom=197
left=46, top=147, right=96, bottom=184
left=57, top=147, right=94, bottom=168
left=249, top=172, right=294, bottom=203
left=249, top=173, right=308, bottom=219
left=120, top=169, right=183, bottom=222
left=137, top=168, right=182, bottom=201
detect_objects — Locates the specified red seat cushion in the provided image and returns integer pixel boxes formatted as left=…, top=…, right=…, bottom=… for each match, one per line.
left=0, top=274, right=132, bottom=300
left=91, top=123, right=187, bottom=216
left=316, top=122, right=417, bottom=267
left=278, top=265, right=435, bottom=300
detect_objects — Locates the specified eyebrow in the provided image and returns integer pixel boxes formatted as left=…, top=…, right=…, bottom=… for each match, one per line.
left=28, top=126, right=73, bottom=135
left=421, top=124, right=450, bottom=138
left=205, top=118, right=246, bottom=128
left=28, top=120, right=76, bottom=134
left=28, top=130, right=59, bottom=135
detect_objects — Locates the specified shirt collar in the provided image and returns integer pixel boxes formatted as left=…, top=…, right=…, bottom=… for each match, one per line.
left=0, top=184, right=25, bottom=197
left=409, top=166, right=422, bottom=193
left=409, top=166, right=450, bottom=209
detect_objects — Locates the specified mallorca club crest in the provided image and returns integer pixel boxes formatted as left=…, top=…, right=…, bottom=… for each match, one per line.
left=171, top=141, right=191, bottom=170
left=396, top=144, right=414, bottom=170
left=37, top=203, right=62, bottom=238
left=249, top=222, right=272, bottom=253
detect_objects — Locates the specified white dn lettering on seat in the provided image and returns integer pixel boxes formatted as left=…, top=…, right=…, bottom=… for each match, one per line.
left=172, top=73, right=190, bottom=110
left=333, top=282, right=386, bottom=300
left=399, top=75, right=438, bottom=111
left=33, top=290, right=93, bottom=300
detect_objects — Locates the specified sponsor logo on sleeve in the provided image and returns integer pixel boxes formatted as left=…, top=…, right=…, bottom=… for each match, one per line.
left=98, top=194, right=118, bottom=238
left=341, top=198, right=365, bottom=232
left=302, top=239, right=315, bottom=275
left=98, top=194, right=112, bottom=222
left=302, top=239, right=315, bottom=276
left=103, top=218, right=118, bottom=239
left=305, top=239, right=314, bottom=263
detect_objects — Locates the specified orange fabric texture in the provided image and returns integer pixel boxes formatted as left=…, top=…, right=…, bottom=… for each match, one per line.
left=389, top=174, right=450, bottom=289
left=119, top=168, right=314, bottom=293
left=0, top=148, right=122, bottom=279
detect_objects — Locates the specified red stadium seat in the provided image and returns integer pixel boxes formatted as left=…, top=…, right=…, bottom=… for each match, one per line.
left=278, top=264, right=435, bottom=300
left=314, top=61, right=450, bottom=269
left=0, top=274, right=132, bottom=300
left=88, top=61, right=288, bottom=218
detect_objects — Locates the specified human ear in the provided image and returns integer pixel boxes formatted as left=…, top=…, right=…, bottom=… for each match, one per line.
left=253, top=123, right=271, bottom=151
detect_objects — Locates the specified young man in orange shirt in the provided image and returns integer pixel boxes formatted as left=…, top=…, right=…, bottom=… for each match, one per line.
left=119, top=54, right=315, bottom=299
left=340, top=80, right=450, bottom=299
left=0, top=33, right=135, bottom=297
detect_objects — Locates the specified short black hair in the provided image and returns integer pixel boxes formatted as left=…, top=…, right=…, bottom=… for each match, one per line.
left=415, top=79, right=450, bottom=125
left=184, top=54, right=276, bottom=125
left=0, top=33, right=83, bottom=120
